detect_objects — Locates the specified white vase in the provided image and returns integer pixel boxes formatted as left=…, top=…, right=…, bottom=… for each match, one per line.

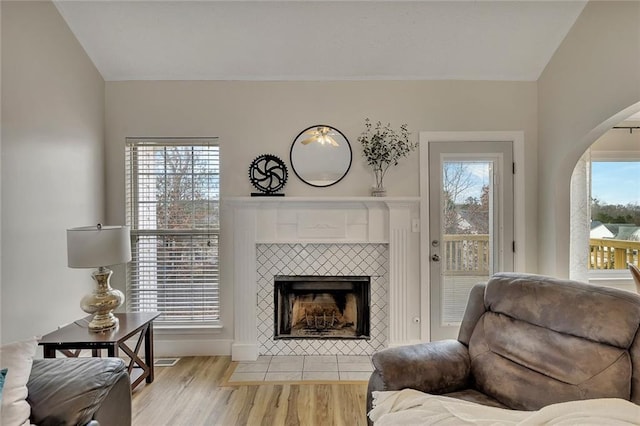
left=371, top=185, right=387, bottom=197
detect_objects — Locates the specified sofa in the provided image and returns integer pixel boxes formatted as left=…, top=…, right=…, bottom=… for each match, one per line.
left=27, top=357, right=131, bottom=426
left=367, top=272, right=640, bottom=423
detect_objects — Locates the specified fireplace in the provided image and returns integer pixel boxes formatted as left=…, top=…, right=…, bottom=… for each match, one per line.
left=230, top=197, right=417, bottom=360
left=274, top=275, right=371, bottom=340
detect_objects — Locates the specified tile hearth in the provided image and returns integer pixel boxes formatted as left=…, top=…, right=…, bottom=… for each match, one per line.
left=228, top=355, right=373, bottom=383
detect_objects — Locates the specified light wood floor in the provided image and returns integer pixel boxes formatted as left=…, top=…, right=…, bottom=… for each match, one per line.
left=131, top=356, right=369, bottom=426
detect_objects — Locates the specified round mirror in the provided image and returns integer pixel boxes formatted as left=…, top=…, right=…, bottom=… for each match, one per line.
left=290, top=125, right=352, bottom=187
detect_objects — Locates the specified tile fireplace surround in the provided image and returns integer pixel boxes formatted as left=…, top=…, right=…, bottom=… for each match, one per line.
left=227, top=197, right=420, bottom=361
left=258, top=244, right=386, bottom=355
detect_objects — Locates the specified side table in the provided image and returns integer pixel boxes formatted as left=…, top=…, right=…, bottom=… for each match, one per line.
left=39, top=312, right=160, bottom=390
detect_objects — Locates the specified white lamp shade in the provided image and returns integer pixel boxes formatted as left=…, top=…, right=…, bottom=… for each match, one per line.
left=67, top=225, right=132, bottom=268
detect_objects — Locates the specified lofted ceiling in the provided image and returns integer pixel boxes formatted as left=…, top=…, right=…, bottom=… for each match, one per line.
left=627, top=111, right=640, bottom=121
left=53, top=0, right=587, bottom=82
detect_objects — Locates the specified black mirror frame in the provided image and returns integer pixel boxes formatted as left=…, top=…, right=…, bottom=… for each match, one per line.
left=289, top=124, right=353, bottom=188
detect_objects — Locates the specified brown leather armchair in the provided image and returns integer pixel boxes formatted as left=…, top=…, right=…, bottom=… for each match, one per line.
left=367, top=273, right=640, bottom=423
left=27, top=357, right=131, bottom=426
left=629, top=263, right=640, bottom=293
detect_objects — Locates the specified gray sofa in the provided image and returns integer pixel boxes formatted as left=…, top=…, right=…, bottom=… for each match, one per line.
left=27, top=357, right=131, bottom=426
left=367, top=272, right=640, bottom=423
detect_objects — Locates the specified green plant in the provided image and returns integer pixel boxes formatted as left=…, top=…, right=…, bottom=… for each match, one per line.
left=358, top=118, right=417, bottom=189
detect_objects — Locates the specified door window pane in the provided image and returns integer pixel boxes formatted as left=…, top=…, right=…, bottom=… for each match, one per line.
left=441, top=161, right=492, bottom=324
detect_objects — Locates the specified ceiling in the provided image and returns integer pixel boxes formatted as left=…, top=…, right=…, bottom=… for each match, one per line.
left=53, top=1, right=587, bottom=82
left=627, top=111, right=640, bottom=121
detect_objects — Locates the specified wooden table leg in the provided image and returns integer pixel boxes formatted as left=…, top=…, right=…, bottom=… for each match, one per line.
left=43, top=345, right=56, bottom=358
left=60, top=349, right=81, bottom=357
left=145, top=322, right=154, bottom=383
left=117, top=324, right=155, bottom=389
left=107, top=344, right=119, bottom=358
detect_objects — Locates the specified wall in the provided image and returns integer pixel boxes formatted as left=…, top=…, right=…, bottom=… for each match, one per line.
left=105, top=80, right=538, bottom=353
left=538, top=1, right=640, bottom=277
left=1, top=1, right=105, bottom=343
left=0, top=0, right=3, bottom=344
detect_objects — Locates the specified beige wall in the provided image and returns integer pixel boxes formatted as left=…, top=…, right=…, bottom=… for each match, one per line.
left=1, top=1, right=105, bottom=343
left=105, top=80, right=538, bottom=352
left=538, top=1, right=640, bottom=277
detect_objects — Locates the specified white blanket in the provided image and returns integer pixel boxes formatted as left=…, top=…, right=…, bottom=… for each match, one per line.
left=369, top=389, right=640, bottom=425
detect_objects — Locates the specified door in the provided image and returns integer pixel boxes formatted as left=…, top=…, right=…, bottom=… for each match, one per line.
left=428, top=141, right=514, bottom=340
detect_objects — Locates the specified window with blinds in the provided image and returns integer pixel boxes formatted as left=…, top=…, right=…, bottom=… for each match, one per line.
left=125, top=138, right=220, bottom=326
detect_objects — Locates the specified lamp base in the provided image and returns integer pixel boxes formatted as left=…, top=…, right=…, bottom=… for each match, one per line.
left=87, top=312, right=120, bottom=331
left=81, top=267, right=124, bottom=332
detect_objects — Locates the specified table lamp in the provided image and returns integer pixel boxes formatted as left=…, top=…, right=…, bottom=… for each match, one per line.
left=67, top=224, right=131, bottom=331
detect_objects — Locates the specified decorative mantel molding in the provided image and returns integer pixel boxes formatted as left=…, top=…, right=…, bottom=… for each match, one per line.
left=226, top=197, right=420, bottom=361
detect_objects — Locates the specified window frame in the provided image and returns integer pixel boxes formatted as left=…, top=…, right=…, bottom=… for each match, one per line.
left=588, top=150, right=640, bottom=281
left=125, top=137, right=221, bottom=328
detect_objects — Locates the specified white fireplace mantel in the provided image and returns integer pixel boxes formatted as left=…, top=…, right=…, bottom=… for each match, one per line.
left=225, top=197, right=420, bottom=361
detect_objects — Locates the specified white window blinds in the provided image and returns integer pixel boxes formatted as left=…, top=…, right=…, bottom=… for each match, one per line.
left=125, top=138, right=220, bottom=326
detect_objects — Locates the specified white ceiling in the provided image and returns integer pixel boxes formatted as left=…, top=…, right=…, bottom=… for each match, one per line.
left=627, top=111, right=640, bottom=121
left=53, top=1, right=587, bottom=82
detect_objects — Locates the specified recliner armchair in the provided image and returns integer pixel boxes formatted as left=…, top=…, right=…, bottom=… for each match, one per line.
left=27, top=357, right=131, bottom=426
left=367, top=273, right=640, bottom=423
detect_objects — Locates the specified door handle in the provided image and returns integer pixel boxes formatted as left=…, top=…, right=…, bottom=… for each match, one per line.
left=431, top=254, right=440, bottom=262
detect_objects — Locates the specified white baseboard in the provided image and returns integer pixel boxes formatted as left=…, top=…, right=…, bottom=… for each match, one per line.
left=231, top=343, right=259, bottom=361
left=153, top=338, right=233, bottom=357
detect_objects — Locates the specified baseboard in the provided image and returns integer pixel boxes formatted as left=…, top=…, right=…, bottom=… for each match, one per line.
left=153, top=338, right=233, bottom=357
left=231, top=343, right=259, bottom=361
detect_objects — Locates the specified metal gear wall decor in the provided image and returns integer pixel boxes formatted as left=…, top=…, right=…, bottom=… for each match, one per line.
left=248, top=154, right=288, bottom=196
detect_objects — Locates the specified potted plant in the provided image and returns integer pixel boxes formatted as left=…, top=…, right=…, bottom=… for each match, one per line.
left=358, top=118, right=418, bottom=196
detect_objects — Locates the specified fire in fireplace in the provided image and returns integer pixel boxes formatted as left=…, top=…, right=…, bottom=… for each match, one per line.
left=274, top=276, right=371, bottom=339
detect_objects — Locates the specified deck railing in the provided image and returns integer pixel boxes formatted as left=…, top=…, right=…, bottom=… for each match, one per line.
left=441, top=235, right=640, bottom=272
left=589, top=238, right=640, bottom=270
left=442, top=234, right=490, bottom=275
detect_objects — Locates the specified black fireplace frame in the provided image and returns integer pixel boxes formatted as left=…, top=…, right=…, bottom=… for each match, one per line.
left=274, top=275, right=371, bottom=340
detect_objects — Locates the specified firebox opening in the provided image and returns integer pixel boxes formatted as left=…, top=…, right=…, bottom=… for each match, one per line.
left=274, top=276, right=371, bottom=340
